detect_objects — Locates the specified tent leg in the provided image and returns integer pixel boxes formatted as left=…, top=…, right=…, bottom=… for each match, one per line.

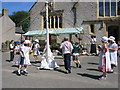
left=69, top=34, right=72, bottom=42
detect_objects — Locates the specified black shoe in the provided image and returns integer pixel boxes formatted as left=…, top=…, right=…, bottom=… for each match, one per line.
left=79, top=64, right=82, bottom=68
left=76, top=63, right=79, bottom=68
left=17, top=71, right=21, bottom=76
left=23, top=71, right=28, bottom=74
left=9, top=60, right=13, bottom=62
left=68, top=69, right=71, bottom=73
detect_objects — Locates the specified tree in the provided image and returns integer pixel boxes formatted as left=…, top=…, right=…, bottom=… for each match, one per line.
left=9, top=11, right=30, bottom=32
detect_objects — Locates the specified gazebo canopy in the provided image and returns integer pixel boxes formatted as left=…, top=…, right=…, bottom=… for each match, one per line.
left=24, top=27, right=84, bottom=36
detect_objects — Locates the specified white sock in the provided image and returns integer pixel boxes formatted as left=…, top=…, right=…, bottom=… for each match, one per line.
left=24, top=69, right=27, bottom=72
left=18, top=70, right=21, bottom=74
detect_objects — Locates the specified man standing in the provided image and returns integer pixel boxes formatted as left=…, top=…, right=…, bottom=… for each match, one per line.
left=60, top=37, right=73, bottom=74
left=9, top=40, right=15, bottom=62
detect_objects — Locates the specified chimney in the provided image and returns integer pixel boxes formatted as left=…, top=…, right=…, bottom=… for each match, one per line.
left=2, top=8, right=8, bottom=16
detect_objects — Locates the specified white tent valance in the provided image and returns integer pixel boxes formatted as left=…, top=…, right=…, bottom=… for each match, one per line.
left=24, top=27, right=84, bottom=36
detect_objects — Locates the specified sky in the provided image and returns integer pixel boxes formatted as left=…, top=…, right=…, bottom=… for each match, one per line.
left=1, top=0, right=37, bottom=15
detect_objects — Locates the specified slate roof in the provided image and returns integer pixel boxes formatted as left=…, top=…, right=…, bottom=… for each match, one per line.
left=15, top=27, right=25, bottom=34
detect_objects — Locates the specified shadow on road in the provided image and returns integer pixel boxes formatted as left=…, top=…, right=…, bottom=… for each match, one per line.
left=5, top=60, right=11, bottom=62
left=11, top=65, right=18, bottom=67
left=30, top=61, right=41, bottom=64
left=88, top=62, right=99, bottom=65
left=54, top=68, right=67, bottom=74
left=86, top=68, right=101, bottom=72
left=12, top=70, right=27, bottom=76
left=58, top=64, right=64, bottom=67
left=12, top=70, right=20, bottom=76
left=58, top=64, right=76, bottom=69
left=77, top=73, right=101, bottom=80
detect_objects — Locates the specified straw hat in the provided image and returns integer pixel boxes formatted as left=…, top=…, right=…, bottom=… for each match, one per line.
left=101, top=36, right=108, bottom=43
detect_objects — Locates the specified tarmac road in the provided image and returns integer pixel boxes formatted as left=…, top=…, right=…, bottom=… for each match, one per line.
left=2, top=51, right=119, bottom=88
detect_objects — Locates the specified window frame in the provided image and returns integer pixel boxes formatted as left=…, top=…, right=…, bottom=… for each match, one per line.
left=97, top=0, right=120, bottom=18
left=41, top=10, right=64, bottom=29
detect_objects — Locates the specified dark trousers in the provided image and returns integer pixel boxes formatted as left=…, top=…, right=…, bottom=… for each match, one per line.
left=10, top=51, right=14, bottom=61
left=90, top=44, right=97, bottom=54
left=64, top=53, right=71, bottom=70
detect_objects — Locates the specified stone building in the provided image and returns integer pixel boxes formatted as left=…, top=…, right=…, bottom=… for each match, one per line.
left=29, top=1, right=120, bottom=51
left=0, top=8, right=15, bottom=50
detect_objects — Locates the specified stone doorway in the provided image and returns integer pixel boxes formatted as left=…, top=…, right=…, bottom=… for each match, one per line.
left=108, top=26, right=119, bottom=43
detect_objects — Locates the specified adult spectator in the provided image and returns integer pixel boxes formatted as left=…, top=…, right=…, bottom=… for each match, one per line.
left=9, top=40, right=15, bottom=62
left=108, top=36, right=118, bottom=73
left=90, top=35, right=97, bottom=55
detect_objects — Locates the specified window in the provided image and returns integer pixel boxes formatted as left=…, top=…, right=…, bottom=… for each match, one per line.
left=72, top=7, right=77, bottom=25
left=59, top=16, right=62, bottom=28
left=99, top=0, right=104, bottom=16
left=43, top=15, right=63, bottom=29
left=44, top=17, right=46, bottom=29
left=55, top=16, right=58, bottom=28
left=41, top=10, right=63, bottom=29
left=105, top=1, right=110, bottom=16
left=98, top=0, right=119, bottom=17
left=51, top=16, right=54, bottom=28
left=111, top=0, right=116, bottom=16
left=90, top=24, right=94, bottom=33
left=118, top=0, right=120, bottom=15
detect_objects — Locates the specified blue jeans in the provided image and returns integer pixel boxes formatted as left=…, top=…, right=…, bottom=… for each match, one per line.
left=20, top=56, right=24, bottom=65
left=64, top=53, right=71, bottom=70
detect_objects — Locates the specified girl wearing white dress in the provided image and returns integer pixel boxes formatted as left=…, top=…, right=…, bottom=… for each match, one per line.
left=108, top=36, right=118, bottom=72
left=17, top=40, right=31, bottom=76
left=98, top=36, right=111, bottom=80
left=33, top=39, right=40, bottom=62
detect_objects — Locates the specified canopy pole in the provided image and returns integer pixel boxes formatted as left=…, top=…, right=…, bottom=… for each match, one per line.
left=46, top=0, right=50, bottom=62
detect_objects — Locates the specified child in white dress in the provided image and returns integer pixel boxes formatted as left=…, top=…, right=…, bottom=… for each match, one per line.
left=33, top=39, right=40, bottom=62
left=17, top=40, right=31, bottom=76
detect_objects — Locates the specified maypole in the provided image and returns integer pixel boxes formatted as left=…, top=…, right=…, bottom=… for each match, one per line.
left=39, top=0, right=59, bottom=70
left=45, top=0, right=50, bottom=62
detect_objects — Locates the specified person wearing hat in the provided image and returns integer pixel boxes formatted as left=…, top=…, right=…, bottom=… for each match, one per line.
left=108, top=36, right=118, bottom=73
left=33, top=39, right=40, bottom=63
left=60, top=37, right=73, bottom=74
left=13, top=40, right=25, bottom=66
left=14, top=41, right=20, bottom=55
left=98, top=36, right=111, bottom=80
left=17, top=40, right=31, bottom=76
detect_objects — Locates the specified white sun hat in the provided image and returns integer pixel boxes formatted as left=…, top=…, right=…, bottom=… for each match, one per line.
left=101, top=36, right=108, bottom=43
left=108, top=36, right=115, bottom=42
left=35, top=39, right=39, bottom=43
left=24, top=40, right=31, bottom=44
